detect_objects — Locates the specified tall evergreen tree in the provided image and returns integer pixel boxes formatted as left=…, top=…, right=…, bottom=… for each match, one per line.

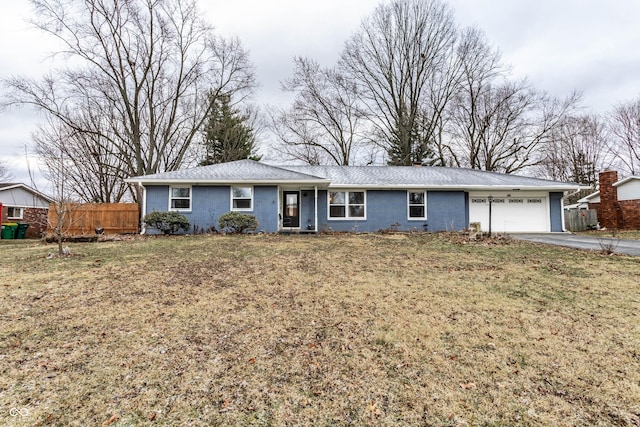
left=200, top=95, right=260, bottom=165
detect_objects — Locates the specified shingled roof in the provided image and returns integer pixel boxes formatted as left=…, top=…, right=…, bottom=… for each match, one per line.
left=128, top=159, right=581, bottom=191
left=128, top=160, right=328, bottom=184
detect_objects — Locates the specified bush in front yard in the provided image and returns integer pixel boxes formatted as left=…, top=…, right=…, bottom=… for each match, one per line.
left=143, top=211, right=190, bottom=235
left=218, top=212, right=258, bottom=234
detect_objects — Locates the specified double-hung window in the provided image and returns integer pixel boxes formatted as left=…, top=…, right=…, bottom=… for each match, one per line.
left=231, top=186, right=253, bottom=211
left=169, top=186, right=191, bottom=211
left=328, top=191, right=365, bottom=219
left=408, top=191, right=427, bottom=219
left=7, top=207, right=24, bottom=219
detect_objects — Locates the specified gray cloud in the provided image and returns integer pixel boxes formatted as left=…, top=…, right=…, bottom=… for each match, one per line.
left=2, top=0, right=640, bottom=188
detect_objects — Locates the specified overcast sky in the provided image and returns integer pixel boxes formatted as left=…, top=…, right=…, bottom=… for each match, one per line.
left=2, top=0, right=640, bottom=190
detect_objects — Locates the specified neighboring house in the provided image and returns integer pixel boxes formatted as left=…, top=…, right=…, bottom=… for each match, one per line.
left=579, top=171, right=640, bottom=229
left=127, top=160, right=583, bottom=234
left=564, top=202, right=589, bottom=210
left=0, top=183, right=53, bottom=238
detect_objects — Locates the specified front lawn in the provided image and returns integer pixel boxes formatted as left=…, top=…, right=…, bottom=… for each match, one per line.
left=1, top=234, right=639, bottom=426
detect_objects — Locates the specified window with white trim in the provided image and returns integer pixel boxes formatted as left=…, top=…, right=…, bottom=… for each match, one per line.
left=408, top=191, right=426, bottom=219
left=329, top=191, right=365, bottom=219
left=231, top=186, right=253, bottom=211
left=7, top=207, right=24, bottom=219
left=169, top=186, right=191, bottom=211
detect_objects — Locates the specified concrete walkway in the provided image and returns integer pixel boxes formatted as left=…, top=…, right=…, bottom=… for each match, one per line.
left=510, top=233, right=640, bottom=257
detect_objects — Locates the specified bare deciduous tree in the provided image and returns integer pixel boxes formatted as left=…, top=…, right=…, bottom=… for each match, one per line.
left=0, top=160, right=13, bottom=182
left=448, top=73, right=580, bottom=174
left=271, top=57, right=370, bottom=165
left=339, top=0, right=457, bottom=165
left=430, top=27, right=500, bottom=166
left=537, top=114, right=610, bottom=186
left=35, top=120, right=80, bottom=255
left=3, top=0, right=255, bottom=203
left=608, top=97, right=640, bottom=175
left=33, top=116, right=129, bottom=202
left=443, top=24, right=582, bottom=174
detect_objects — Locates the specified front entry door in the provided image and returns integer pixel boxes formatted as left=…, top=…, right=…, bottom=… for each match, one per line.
left=283, top=191, right=300, bottom=228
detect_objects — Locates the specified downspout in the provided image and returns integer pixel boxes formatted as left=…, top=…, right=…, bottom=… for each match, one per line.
left=277, top=187, right=281, bottom=232
left=560, top=194, right=567, bottom=232
left=314, top=186, right=318, bottom=233
left=140, top=182, right=147, bottom=235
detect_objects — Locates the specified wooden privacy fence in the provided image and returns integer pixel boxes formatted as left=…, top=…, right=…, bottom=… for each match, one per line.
left=564, top=209, right=598, bottom=232
left=48, top=203, right=139, bottom=235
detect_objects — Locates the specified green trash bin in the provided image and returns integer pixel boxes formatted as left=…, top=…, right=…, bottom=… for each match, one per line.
left=1, top=223, right=18, bottom=239
left=15, top=223, right=29, bottom=239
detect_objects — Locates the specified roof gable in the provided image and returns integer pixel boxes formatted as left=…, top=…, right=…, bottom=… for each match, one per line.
left=612, top=175, right=640, bottom=187
left=0, top=183, right=54, bottom=204
left=578, top=191, right=600, bottom=203
left=614, top=176, right=640, bottom=201
left=579, top=175, right=640, bottom=203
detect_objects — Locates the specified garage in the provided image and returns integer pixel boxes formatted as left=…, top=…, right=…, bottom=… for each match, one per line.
left=468, top=192, right=549, bottom=233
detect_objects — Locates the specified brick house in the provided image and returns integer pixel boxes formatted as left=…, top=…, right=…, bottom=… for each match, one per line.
left=0, top=183, right=53, bottom=238
left=579, top=171, right=640, bottom=229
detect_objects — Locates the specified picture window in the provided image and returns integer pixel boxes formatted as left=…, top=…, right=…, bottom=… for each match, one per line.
left=329, top=191, right=365, bottom=219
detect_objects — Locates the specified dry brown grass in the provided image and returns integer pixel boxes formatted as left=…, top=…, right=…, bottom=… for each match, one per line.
left=576, top=230, right=640, bottom=240
left=1, top=234, right=639, bottom=426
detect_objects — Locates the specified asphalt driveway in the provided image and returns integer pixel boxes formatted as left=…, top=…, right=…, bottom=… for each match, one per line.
left=510, top=233, right=640, bottom=256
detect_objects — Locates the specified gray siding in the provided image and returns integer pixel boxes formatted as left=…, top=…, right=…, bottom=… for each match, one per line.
left=145, top=185, right=471, bottom=233
left=145, top=185, right=279, bottom=233
left=426, top=191, right=468, bottom=232
left=253, top=186, right=279, bottom=231
left=191, top=186, right=231, bottom=231
left=0, top=187, right=50, bottom=208
left=316, top=189, right=467, bottom=232
left=145, top=185, right=170, bottom=214
left=299, top=190, right=317, bottom=230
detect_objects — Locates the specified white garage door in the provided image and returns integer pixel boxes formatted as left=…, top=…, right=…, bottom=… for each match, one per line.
left=468, top=193, right=549, bottom=233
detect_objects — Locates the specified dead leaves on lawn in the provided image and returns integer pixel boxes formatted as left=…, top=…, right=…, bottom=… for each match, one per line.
left=2, top=234, right=639, bottom=426
left=367, top=401, right=383, bottom=418
left=102, top=414, right=119, bottom=426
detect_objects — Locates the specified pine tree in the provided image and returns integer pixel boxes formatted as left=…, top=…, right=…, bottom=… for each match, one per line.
left=200, top=95, right=260, bottom=165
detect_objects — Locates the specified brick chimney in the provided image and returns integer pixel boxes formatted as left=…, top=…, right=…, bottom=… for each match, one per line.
left=598, top=171, right=622, bottom=229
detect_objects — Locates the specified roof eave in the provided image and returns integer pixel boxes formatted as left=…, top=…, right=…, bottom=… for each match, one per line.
left=613, top=176, right=640, bottom=187
left=125, top=178, right=331, bottom=186
left=326, top=184, right=583, bottom=191
left=125, top=178, right=583, bottom=192
left=578, top=190, right=600, bottom=203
